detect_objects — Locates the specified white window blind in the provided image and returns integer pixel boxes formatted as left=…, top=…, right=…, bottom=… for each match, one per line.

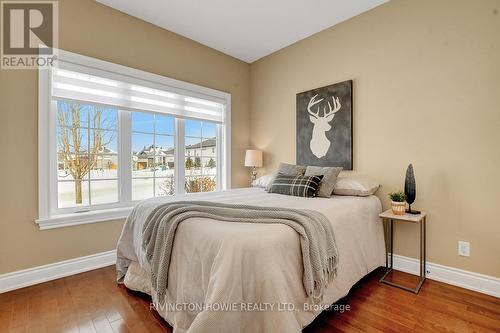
left=51, top=62, right=225, bottom=123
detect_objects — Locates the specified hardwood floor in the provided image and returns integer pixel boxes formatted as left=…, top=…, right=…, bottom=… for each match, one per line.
left=0, top=266, right=498, bottom=333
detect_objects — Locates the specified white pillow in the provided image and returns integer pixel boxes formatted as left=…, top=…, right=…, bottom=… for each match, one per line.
left=252, top=174, right=274, bottom=188
left=333, top=177, right=380, bottom=196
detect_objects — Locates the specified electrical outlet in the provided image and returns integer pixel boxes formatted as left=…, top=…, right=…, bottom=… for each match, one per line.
left=458, top=241, right=470, bottom=257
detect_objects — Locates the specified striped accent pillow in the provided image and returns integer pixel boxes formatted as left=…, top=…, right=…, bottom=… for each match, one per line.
left=268, top=173, right=324, bottom=197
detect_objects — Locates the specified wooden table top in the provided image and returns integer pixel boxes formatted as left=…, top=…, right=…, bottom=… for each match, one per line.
left=379, top=209, right=427, bottom=223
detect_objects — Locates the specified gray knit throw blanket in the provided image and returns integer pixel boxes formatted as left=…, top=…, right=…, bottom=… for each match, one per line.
left=142, top=201, right=338, bottom=305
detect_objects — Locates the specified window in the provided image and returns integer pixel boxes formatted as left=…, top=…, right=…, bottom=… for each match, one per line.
left=37, top=50, right=231, bottom=229
left=131, top=112, right=175, bottom=200
left=56, top=101, right=119, bottom=208
left=184, top=120, right=218, bottom=193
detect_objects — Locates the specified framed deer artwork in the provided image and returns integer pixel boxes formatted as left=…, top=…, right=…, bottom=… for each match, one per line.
left=296, top=80, right=353, bottom=169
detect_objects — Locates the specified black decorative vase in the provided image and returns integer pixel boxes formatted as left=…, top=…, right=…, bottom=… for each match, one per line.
left=404, top=164, right=420, bottom=214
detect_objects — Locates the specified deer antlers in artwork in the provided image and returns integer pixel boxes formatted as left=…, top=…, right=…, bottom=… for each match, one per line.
left=307, top=94, right=341, bottom=120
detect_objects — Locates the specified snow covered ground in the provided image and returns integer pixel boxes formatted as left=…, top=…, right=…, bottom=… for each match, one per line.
left=58, top=168, right=216, bottom=208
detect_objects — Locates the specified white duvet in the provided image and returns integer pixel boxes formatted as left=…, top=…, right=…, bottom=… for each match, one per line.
left=117, top=188, right=386, bottom=333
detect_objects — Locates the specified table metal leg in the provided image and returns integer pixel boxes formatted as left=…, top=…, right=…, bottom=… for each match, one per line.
left=414, top=217, right=426, bottom=293
left=423, top=217, right=426, bottom=277
left=419, top=218, right=423, bottom=278
left=384, top=218, right=388, bottom=269
left=390, top=219, right=393, bottom=268
left=380, top=219, right=394, bottom=283
left=380, top=216, right=426, bottom=294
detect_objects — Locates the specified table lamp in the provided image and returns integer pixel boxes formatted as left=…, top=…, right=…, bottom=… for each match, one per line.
left=244, top=150, right=263, bottom=182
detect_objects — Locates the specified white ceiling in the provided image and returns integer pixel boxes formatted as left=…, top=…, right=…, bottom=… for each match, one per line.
left=97, top=0, right=389, bottom=63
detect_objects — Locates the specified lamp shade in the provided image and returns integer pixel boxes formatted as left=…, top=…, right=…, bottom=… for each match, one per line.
left=244, top=150, right=263, bottom=167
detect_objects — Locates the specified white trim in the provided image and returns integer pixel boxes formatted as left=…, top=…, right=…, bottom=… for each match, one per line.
left=119, top=111, right=132, bottom=205
left=216, top=123, right=223, bottom=191
left=38, top=67, right=51, bottom=219
left=48, top=99, right=59, bottom=214
left=1, top=250, right=497, bottom=298
left=0, top=250, right=117, bottom=294
left=175, top=118, right=185, bottom=195
left=36, top=207, right=132, bottom=230
left=223, top=98, right=232, bottom=189
left=390, top=254, right=500, bottom=298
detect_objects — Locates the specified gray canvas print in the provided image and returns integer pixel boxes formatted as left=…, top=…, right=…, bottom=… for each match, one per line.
left=296, top=80, right=352, bottom=170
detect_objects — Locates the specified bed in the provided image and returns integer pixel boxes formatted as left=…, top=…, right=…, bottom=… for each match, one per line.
left=116, top=187, right=386, bottom=333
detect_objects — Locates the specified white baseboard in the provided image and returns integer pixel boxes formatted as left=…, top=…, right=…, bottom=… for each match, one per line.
left=390, top=254, right=500, bottom=298
left=1, top=250, right=498, bottom=298
left=0, top=250, right=117, bottom=294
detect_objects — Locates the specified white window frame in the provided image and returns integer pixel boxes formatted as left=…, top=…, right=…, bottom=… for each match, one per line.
left=36, top=49, right=231, bottom=230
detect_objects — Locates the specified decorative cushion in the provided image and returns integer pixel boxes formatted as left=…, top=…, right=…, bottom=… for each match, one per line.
left=268, top=173, right=324, bottom=197
left=252, top=174, right=274, bottom=188
left=333, top=177, right=380, bottom=196
left=277, top=162, right=307, bottom=176
left=304, top=166, right=343, bottom=197
left=266, top=162, right=307, bottom=191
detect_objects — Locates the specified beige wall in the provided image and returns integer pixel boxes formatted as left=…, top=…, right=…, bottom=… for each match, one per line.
left=0, top=0, right=250, bottom=274
left=250, top=0, right=500, bottom=277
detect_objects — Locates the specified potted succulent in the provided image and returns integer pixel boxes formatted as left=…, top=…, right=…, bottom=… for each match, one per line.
left=389, top=192, right=406, bottom=215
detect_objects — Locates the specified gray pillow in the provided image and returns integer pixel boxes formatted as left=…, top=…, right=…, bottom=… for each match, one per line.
left=304, top=166, right=343, bottom=197
left=266, top=162, right=306, bottom=191
left=278, top=162, right=306, bottom=176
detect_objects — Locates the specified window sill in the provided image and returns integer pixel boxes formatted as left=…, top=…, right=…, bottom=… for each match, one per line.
left=36, top=207, right=133, bottom=230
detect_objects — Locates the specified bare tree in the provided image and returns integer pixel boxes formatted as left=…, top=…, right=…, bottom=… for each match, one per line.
left=57, top=102, right=116, bottom=204
left=158, top=175, right=175, bottom=196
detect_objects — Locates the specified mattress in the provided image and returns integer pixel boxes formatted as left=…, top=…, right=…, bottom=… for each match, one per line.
left=116, top=187, right=386, bottom=333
